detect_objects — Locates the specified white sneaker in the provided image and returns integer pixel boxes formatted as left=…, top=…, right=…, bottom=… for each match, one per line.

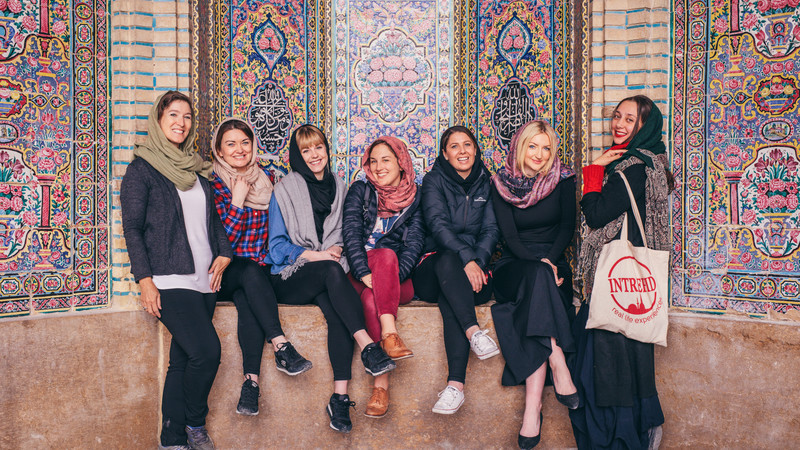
left=470, top=329, right=500, bottom=360
left=432, top=385, right=465, bottom=414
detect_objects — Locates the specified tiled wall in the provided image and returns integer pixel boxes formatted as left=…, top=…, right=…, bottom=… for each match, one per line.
left=3, top=0, right=799, bottom=320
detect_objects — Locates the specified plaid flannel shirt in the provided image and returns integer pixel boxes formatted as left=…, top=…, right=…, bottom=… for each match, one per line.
left=210, top=172, right=272, bottom=266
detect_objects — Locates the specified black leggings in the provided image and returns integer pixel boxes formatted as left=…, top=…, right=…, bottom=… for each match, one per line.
left=412, top=251, right=493, bottom=383
left=218, top=256, right=285, bottom=376
left=158, top=289, right=220, bottom=446
left=270, top=260, right=367, bottom=381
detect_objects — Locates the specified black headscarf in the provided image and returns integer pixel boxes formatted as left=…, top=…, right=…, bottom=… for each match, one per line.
left=607, top=96, right=667, bottom=172
left=288, top=125, right=336, bottom=242
left=437, top=126, right=485, bottom=189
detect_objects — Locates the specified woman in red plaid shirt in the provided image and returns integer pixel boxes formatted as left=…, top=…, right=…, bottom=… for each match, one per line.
left=210, top=118, right=312, bottom=416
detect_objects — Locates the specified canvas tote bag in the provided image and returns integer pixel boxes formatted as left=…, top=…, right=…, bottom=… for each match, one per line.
left=586, top=171, right=669, bottom=346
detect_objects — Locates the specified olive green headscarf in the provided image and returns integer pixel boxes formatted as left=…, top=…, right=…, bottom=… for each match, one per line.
left=133, top=91, right=212, bottom=190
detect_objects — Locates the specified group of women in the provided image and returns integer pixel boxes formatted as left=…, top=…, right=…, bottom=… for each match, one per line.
left=121, top=90, right=671, bottom=450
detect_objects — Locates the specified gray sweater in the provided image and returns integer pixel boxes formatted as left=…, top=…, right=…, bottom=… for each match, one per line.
left=121, top=157, right=232, bottom=283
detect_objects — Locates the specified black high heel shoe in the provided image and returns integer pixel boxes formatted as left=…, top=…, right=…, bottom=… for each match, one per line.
left=518, top=413, right=542, bottom=449
left=554, top=390, right=580, bottom=410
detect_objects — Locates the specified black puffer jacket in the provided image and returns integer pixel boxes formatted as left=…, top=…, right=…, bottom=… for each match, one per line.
left=342, top=180, right=425, bottom=281
left=420, top=160, right=499, bottom=269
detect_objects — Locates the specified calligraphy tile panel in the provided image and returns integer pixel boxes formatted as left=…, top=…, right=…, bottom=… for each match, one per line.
left=191, top=0, right=326, bottom=175
left=467, top=0, right=577, bottom=173
left=672, top=0, right=800, bottom=315
left=0, top=0, right=110, bottom=317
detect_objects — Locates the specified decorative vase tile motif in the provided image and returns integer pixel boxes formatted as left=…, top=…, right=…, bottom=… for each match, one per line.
left=332, top=0, right=455, bottom=183
left=0, top=0, right=109, bottom=317
left=672, top=0, right=800, bottom=315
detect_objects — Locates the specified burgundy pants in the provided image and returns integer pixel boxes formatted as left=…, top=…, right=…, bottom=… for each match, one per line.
left=349, top=248, right=415, bottom=342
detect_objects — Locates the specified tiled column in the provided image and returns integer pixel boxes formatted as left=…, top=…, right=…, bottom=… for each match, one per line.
left=588, top=0, right=670, bottom=160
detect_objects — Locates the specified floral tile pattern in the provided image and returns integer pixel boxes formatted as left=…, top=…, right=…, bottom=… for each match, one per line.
left=672, top=0, right=800, bottom=315
left=0, top=0, right=109, bottom=317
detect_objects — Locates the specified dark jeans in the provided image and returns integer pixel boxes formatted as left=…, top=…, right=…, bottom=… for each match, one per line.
left=270, top=260, right=367, bottom=381
left=412, top=250, right=493, bottom=383
left=158, top=289, right=220, bottom=446
left=218, top=256, right=285, bottom=376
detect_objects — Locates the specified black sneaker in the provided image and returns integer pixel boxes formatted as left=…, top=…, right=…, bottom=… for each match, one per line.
left=326, top=393, right=355, bottom=433
left=185, top=425, right=215, bottom=450
left=236, top=379, right=259, bottom=416
left=360, top=342, right=397, bottom=376
left=274, top=341, right=313, bottom=376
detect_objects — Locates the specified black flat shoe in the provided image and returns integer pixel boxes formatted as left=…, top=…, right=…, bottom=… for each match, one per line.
left=518, top=413, right=542, bottom=449
left=555, top=390, right=579, bottom=410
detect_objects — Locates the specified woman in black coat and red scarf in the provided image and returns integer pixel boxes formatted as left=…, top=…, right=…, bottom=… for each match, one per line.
left=342, top=136, right=425, bottom=418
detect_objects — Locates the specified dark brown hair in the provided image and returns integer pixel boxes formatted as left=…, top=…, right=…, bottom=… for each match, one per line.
left=156, top=90, right=193, bottom=121
left=439, top=125, right=480, bottom=155
left=214, top=119, right=254, bottom=154
left=614, top=95, right=653, bottom=141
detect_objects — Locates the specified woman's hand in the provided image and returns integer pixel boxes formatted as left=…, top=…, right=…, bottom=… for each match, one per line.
left=591, top=148, right=627, bottom=167
left=361, top=273, right=373, bottom=289
left=541, top=258, right=564, bottom=286
left=230, top=176, right=250, bottom=208
left=139, top=277, right=162, bottom=318
left=208, top=256, right=231, bottom=292
left=300, top=249, right=336, bottom=262
left=464, top=260, right=488, bottom=293
left=326, top=245, right=342, bottom=261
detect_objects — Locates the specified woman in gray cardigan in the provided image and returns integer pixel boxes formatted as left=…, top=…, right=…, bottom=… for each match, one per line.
left=121, top=91, right=232, bottom=450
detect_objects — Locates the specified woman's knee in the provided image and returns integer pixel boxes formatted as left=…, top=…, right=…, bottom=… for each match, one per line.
left=367, top=248, right=398, bottom=272
left=188, top=335, right=221, bottom=369
left=434, top=250, right=466, bottom=281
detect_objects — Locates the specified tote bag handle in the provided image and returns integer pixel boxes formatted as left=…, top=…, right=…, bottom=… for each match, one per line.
left=618, top=171, right=648, bottom=249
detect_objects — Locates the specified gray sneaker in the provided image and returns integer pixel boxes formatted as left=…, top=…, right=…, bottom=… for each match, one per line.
left=185, top=425, right=215, bottom=450
left=469, top=329, right=500, bottom=360
left=158, top=445, right=191, bottom=450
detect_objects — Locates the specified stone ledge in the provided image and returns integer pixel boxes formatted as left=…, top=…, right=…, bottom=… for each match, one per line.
left=169, top=304, right=577, bottom=449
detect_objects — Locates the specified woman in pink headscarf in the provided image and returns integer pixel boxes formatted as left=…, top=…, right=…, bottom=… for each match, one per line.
left=342, top=136, right=425, bottom=418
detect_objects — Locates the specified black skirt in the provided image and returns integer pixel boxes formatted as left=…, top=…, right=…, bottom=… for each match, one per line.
left=491, top=250, right=575, bottom=386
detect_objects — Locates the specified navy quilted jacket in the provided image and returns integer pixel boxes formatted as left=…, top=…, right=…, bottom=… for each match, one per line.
left=342, top=180, right=425, bottom=281
left=419, top=160, right=499, bottom=269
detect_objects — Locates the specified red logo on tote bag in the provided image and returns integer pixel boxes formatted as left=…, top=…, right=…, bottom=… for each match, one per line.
left=607, top=256, right=657, bottom=315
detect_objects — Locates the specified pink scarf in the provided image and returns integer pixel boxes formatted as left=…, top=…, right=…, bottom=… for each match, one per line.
left=492, top=121, right=574, bottom=208
left=362, top=136, right=417, bottom=218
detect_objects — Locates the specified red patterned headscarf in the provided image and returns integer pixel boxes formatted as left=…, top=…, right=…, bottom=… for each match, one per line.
left=362, top=136, right=417, bottom=218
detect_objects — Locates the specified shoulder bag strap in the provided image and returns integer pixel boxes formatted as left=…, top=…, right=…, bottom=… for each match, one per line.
left=618, top=171, right=648, bottom=248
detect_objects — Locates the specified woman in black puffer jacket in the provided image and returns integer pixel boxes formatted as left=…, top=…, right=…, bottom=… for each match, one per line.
left=413, top=125, right=500, bottom=415
left=343, top=136, right=425, bottom=418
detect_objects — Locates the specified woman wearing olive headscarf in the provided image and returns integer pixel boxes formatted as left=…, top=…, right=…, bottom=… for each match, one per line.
left=121, top=91, right=232, bottom=449
left=572, top=95, right=671, bottom=450
left=266, top=124, right=396, bottom=433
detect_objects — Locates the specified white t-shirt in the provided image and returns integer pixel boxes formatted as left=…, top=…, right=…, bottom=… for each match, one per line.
left=152, top=177, right=214, bottom=293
